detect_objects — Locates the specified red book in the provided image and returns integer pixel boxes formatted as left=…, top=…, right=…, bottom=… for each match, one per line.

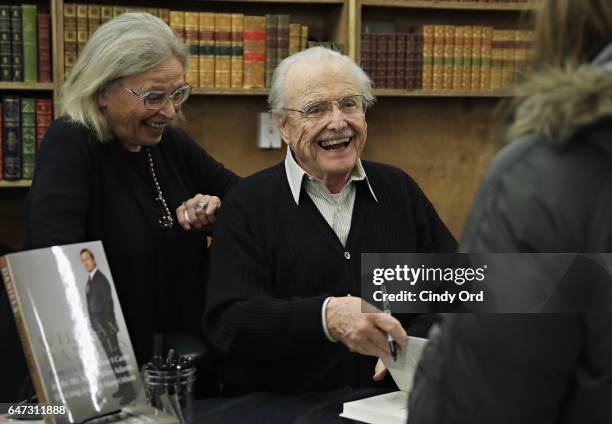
left=37, top=14, right=51, bottom=83
left=35, top=98, right=52, bottom=148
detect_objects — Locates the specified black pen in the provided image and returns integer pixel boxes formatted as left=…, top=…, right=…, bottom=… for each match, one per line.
left=381, top=284, right=398, bottom=361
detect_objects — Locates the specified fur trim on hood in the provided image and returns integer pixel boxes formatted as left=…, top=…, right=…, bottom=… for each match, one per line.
left=507, top=63, right=612, bottom=144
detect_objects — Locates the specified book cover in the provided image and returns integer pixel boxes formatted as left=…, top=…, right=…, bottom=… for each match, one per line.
left=432, top=25, right=445, bottom=91
left=405, top=33, right=417, bottom=90
left=63, top=3, right=77, bottom=78
left=198, top=12, right=215, bottom=89
left=230, top=13, right=243, bottom=89
left=375, top=34, right=387, bottom=89
left=422, top=25, right=434, bottom=90
left=490, top=29, right=504, bottom=91
left=414, top=32, right=423, bottom=89
left=35, top=98, right=52, bottom=148
left=3, top=95, right=20, bottom=180
left=184, top=12, right=199, bottom=87
left=452, top=26, right=465, bottom=91
left=76, top=4, right=88, bottom=56
left=461, top=26, right=473, bottom=91
left=264, top=14, right=277, bottom=88
left=386, top=34, right=397, bottom=89
left=480, top=26, right=493, bottom=91
left=20, top=97, right=35, bottom=179
left=37, top=13, right=51, bottom=82
left=214, top=13, right=231, bottom=88
left=0, top=241, right=178, bottom=424
left=87, top=5, right=101, bottom=39
left=360, top=33, right=373, bottom=82
left=395, top=33, right=406, bottom=90
left=471, top=26, right=483, bottom=91
left=443, top=25, right=455, bottom=90
left=21, top=4, right=37, bottom=83
left=0, top=6, right=11, bottom=81
left=10, top=5, right=23, bottom=82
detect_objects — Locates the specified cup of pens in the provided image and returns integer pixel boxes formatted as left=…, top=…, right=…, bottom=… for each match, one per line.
left=142, top=349, right=196, bottom=424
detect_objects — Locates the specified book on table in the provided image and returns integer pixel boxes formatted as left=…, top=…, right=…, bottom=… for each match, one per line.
left=339, top=336, right=429, bottom=424
left=1, top=241, right=177, bottom=424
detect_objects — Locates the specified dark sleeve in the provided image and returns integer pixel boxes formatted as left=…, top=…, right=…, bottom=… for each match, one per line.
left=408, top=315, right=583, bottom=424
left=406, top=173, right=458, bottom=253
left=26, top=121, right=92, bottom=248
left=176, top=128, right=240, bottom=198
left=203, top=189, right=327, bottom=364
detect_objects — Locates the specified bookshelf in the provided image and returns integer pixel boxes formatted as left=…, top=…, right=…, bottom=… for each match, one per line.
left=0, top=0, right=536, bottom=250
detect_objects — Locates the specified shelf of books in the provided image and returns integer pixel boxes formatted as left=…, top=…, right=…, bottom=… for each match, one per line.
left=360, top=0, right=538, bottom=11
left=0, top=82, right=53, bottom=90
left=0, top=179, right=31, bottom=187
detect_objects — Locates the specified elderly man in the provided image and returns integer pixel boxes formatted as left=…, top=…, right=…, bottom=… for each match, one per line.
left=204, top=47, right=456, bottom=394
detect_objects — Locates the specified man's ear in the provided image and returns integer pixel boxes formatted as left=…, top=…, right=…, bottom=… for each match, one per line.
left=272, top=110, right=291, bottom=146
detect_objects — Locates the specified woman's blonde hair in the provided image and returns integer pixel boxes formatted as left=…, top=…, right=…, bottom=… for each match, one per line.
left=61, top=12, right=188, bottom=142
left=534, top=0, right=612, bottom=67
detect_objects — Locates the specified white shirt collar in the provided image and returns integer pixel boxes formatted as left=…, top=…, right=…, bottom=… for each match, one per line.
left=284, top=146, right=378, bottom=205
left=88, top=267, right=98, bottom=279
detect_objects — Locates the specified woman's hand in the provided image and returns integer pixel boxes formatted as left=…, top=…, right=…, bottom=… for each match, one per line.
left=176, top=194, right=221, bottom=231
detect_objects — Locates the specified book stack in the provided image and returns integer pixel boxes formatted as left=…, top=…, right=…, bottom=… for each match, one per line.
left=361, top=26, right=534, bottom=91
left=0, top=4, right=51, bottom=82
left=1, top=95, right=52, bottom=181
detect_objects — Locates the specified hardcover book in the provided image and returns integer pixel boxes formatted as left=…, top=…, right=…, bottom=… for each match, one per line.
left=87, top=5, right=101, bottom=39
left=10, top=5, right=23, bottom=81
left=0, top=241, right=178, bottom=424
left=264, top=14, right=277, bottom=88
left=230, top=13, right=244, bottom=88
left=35, top=98, right=52, bottom=147
left=289, top=23, right=300, bottom=56
left=3, top=95, right=20, bottom=180
left=276, top=15, right=289, bottom=67
left=20, top=97, right=35, bottom=179
left=198, top=12, right=215, bottom=88
left=63, top=3, right=77, bottom=78
left=21, top=4, right=37, bottom=83
left=76, top=4, right=88, bottom=55
left=184, top=12, right=199, bottom=87
left=37, top=13, right=51, bottom=82
left=340, top=337, right=429, bottom=424
left=0, top=6, right=11, bottom=81
left=242, top=15, right=265, bottom=89
left=421, top=25, right=433, bottom=90
left=214, top=13, right=231, bottom=88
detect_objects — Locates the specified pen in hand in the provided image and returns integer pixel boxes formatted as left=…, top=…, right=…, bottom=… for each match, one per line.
left=381, top=284, right=398, bottom=361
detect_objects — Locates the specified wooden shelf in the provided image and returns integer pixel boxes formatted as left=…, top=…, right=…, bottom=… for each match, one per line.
left=0, top=82, right=54, bottom=91
left=0, top=180, right=31, bottom=188
left=220, top=0, right=344, bottom=3
left=360, top=0, right=537, bottom=11
left=192, top=88, right=269, bottom=96
left=374, top=88, right=512, bottom=97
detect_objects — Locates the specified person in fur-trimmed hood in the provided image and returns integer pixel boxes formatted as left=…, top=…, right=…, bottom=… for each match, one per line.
left=407, top=1, right=612, bottom=423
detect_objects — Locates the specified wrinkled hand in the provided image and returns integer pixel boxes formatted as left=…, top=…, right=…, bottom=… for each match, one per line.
left=176, top=194, right=221, bottom=231
left=373, top=358, right=388, bottom=381
left=325, top=296, right=408, bottom=357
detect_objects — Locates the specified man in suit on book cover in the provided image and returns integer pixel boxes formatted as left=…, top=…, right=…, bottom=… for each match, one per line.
left=204, top=47, right=457, bottom=395
left=80, top=248, right=136, bottom=406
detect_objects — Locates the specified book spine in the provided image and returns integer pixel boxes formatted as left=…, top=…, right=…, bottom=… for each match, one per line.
left=396, top=33, right=406, bottom=90
left=63, top=3, right=77, bottom=78
left=184, top=11, right=199, bottom=87
left=453, top=26, right=464, bottom=91
left=243, top=16, right=265, bottom=89
left=0, top=6, right=11, bottom=82
left=264, top=15, right=277, bottom=88
left=21, top=97, right=35, bottom=179
left=300, top=25, right=308, bottom=51
left=490, top=29, right=504, bottom=91
left=36, top=14, right=50, bottom=82
left=100, top=6, right=113, bottom=25
left=471, top=26, right=483, bottom=91
left=198, top=12, right=215, bottom=88
left=214, top=13, right=231, bottom=89
left=21, top=5, right=37, bottom=83
left=169, top=10, right=185, bottom=42
left=10, top=6, right=23, bottom=82
left=461, top=26, right=473, bottom=91
left=405, top=33, right=415, bottom=90
left=76, top=4, right=88, bottom=56
left=501, top=29, right=515, bottom=89
left=514, top=29, right=528, bottom=82
left=112, top=6, right=127, bottom=18
left=386, top=34, right=397, bottom=89
left=422, top=25, right=433, bottom=90
left=360, top=33, right=372, bottom=81
left=375, top=34, right=387, bottom=89
left=415, top=32, right=423, bottom=90
left=158, top=9, right=170, bottom=25
left=3, top=96, right=21, bottom=180
left=289, top=23, right=300, bottom=56
left=480, top=26, right=493, bottom=91
left=35, top=98, right=52, bottom=148
left=443, top=25, right=455, bottom=90
left=87, top=5, right=101, bottom=38
left=1, top=257, right=51, bottom=411
left=432, top=25, right=445, bottom=91
left=230, top=14, right=243, bottom=89
left=276, top=15, right=289, bottom=67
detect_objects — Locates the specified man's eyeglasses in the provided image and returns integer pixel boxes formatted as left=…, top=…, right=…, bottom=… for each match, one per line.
left=121, top=83, right=193, bottom=110
left=285, top=94, right=365, bottom=120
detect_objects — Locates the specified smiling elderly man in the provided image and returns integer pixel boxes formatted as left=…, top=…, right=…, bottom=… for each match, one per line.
left=203, top=47, right=457, bottom=394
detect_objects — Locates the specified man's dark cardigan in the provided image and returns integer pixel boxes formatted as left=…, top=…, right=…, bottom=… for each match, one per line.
left=204, top=160, right=457, bottom=394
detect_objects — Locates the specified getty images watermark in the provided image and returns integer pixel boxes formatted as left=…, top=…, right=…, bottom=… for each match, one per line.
left=361, top=253, right=612, bottom=313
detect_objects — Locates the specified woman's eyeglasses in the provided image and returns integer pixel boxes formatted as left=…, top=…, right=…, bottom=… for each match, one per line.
left=121, top=84, right=193, bottom=110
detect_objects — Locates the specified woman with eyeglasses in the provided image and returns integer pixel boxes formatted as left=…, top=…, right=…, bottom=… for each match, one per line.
left=25, top=12, right=239, bottom=392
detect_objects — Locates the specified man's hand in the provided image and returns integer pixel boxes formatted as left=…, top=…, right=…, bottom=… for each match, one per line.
left=325, top=296, right=408, bottom=357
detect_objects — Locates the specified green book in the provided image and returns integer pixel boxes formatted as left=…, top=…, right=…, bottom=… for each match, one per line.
left=21, top=97, right=35, bottom=179
left=21, top=4, right=37, bottom=82
left=264, top=14, right=277, bottom=88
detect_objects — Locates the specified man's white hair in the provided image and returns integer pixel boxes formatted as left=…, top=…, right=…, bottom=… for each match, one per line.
left=268, top=47, right=375, bottom=120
